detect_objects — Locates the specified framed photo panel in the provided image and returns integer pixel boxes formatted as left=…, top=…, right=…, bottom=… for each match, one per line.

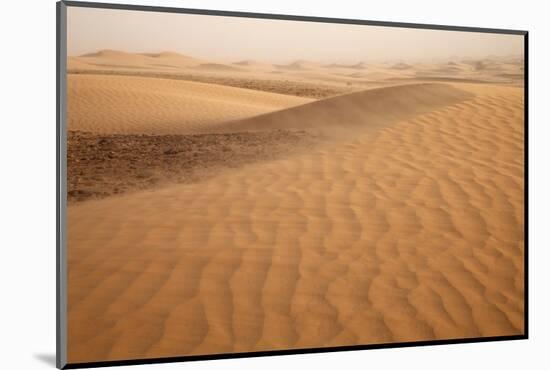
left=57, top=1, right=528, bottom=368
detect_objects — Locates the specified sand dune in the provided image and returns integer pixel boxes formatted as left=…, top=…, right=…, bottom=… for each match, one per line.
left=425, top=66, right=464, bottom=75
left=67, top=74, right=312, bottom=134
left=326, top=62, right=368, bottom=70
left=142, top=51, right=199, bottom=59
left=76, top=50, right=160, bottom=69
left=80, top=49, right=140, bottom=59
left=233, top=60, right=275, bottom=70
left=141, top=52, right=205, bottom=68
left=349, top=62, right=369, bottom=69
left=391, top=62, right=413, bottom=70
left=474, top=60, right=503, bottom=71
left=67, top=81, right=524, bottom=363
left=276, top=60, right=322, bottom=70
left=67, top=51, right=524, bottom=103
left=194, top=63, right=244, bottom=72
left=209, top=83, right=473, bottom=134
left=78, top=50, right=205, bottom=68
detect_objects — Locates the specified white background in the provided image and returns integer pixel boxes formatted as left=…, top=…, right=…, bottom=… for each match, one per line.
left=0, top=0, right=547, bottom=369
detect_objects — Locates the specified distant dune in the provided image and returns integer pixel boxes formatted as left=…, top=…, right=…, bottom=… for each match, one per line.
left=75, top=50, right=205, bottom=69
left=67, top=50, right=525, bottom=89
left=473, top=60, right=504, bottom=71
left=423, top=66, right=464, bottom=75
left=194, top=63, right=244, bottom=72
left=390, top=62, right=413, bottom=70
left=79, top=49, right=154, bottom=64
left=275, top=60, right=322, bottom=70
left=233, top=60, right=274, bottom=69
left=141, top=51, right=205, bottom=66
left=326, top=62, right=368, bottom=70
left=79, top=49, right=133, bottom=58
left=349, top=62, right=368, bottom=69
left=67, top=74, right=312, bottom=135
left=142, top=51, right=192, bottom=58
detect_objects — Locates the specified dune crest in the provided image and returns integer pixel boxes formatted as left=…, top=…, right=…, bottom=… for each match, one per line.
left=142, top=51, right=204, bottom=66
left=211, top=83, right=474, bottom=134
left=80, top=49, right=132, bottom=58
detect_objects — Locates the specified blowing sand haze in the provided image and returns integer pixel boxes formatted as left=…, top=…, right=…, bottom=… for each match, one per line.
left=61, top=3, right=526, bottom=366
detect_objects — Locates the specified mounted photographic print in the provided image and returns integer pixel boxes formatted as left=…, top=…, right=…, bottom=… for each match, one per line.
left=56, top=1, right=527, bottom=368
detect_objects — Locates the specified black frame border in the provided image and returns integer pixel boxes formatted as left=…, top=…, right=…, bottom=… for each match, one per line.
left=57, top=1, right=528, bottom=369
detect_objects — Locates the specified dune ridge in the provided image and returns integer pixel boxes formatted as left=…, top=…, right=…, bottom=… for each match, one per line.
left=208, top=83, right=473, bottom=134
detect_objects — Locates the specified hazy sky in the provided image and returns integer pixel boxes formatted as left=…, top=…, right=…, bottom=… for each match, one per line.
left=67, top=7, right=524, bottom=63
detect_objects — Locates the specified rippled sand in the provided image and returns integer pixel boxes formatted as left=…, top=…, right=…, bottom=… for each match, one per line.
left=67, top=73, right=524, bottom=362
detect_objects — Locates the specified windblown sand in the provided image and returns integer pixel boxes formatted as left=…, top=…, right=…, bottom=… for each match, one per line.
left=67, top=52, right=524, bottom=363
left=67, top=130, right=319, bottom=202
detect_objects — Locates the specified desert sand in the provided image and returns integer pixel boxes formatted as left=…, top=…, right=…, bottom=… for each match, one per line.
left=67, top=74, right=313, bottom=135
left=66, top=51, right=524, bottom=363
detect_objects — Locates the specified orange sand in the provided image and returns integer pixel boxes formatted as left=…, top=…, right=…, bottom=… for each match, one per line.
left=66, top=51, right=524, bottom=363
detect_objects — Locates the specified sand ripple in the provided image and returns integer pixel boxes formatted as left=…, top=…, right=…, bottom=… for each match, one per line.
left=67, top=83, right=524, bottom=362
left=67, top=74, right=312, bottom=135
